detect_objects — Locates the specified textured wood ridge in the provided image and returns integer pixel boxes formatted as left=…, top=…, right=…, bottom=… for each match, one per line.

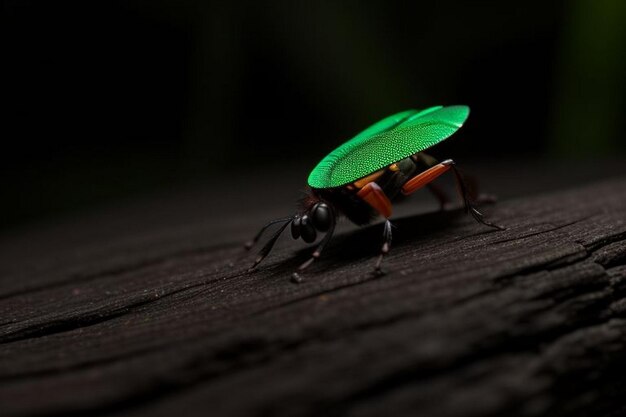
left=1, top=176, right=625, bottom=417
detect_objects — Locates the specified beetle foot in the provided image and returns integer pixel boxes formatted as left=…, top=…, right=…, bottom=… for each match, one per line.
left=291, top=272, right=304, bottom=284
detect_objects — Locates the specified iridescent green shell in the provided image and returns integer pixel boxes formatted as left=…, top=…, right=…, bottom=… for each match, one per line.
left=307, top=105, right=470, bottom=189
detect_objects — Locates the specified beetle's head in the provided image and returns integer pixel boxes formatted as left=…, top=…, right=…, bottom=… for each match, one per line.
left=291, top=202, right=333, bottom=243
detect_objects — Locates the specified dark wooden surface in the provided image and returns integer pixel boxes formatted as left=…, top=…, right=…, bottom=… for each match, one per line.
left=1, top=166, right=626, bottom=417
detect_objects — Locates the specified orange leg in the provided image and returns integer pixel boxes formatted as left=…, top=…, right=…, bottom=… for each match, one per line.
left=356, top=182, right=394, bottom=274
left=414, top=152, right=452, bottom=209
left=401, top=159, right=454, bottom=195
left=403, top=159, right=504, bottom=230
left=357, top=182, right=393, bottom=218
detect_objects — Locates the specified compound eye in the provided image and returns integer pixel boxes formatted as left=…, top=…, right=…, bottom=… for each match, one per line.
left=291, top=215, right=301, bottom=240
left=311, top=203, right=331, bottom=232
left=300, top=215, right=317, bottom=243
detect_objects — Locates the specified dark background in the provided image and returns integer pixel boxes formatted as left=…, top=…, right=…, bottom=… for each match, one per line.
left=3, top=0, right=625, bottom=232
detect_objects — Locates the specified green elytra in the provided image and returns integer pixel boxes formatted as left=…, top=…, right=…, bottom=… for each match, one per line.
left=307, top=105, right=470, bottom=189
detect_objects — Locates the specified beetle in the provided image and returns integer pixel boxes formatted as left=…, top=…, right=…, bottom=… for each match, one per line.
left=245, top=105, right=503, bottom=282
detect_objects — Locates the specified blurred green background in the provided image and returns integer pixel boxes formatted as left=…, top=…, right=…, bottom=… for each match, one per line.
left=3, top=0, right=625, bottom=231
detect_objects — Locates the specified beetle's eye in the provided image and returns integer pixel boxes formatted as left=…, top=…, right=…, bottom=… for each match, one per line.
left=291, top=215, right=301, bottom=240
left=311, top=203, right=331, bottom=232
left=300, top=215, right=317, bottom=243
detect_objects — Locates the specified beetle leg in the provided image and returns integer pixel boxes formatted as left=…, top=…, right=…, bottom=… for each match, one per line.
left=449, top=164, right=505, bottom=230
left=349, top=184, right=395, bottom=274
left=374, top=219, right=393, bottom=274
left=357, top=182, right=393, bottom=218
left=403, top=159, right=503, bottom=230
left=291, top=217, right=336, bottom=283
left=401, top=159, right=454, bottom=195
left=414, top=153, right=453, bottom=210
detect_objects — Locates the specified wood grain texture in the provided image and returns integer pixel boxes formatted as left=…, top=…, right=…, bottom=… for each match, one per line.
left=1, top=174, right=625, bottom=417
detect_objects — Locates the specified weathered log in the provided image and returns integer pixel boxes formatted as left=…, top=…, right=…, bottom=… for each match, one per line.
left=0, top=174, right=625, bottom=417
